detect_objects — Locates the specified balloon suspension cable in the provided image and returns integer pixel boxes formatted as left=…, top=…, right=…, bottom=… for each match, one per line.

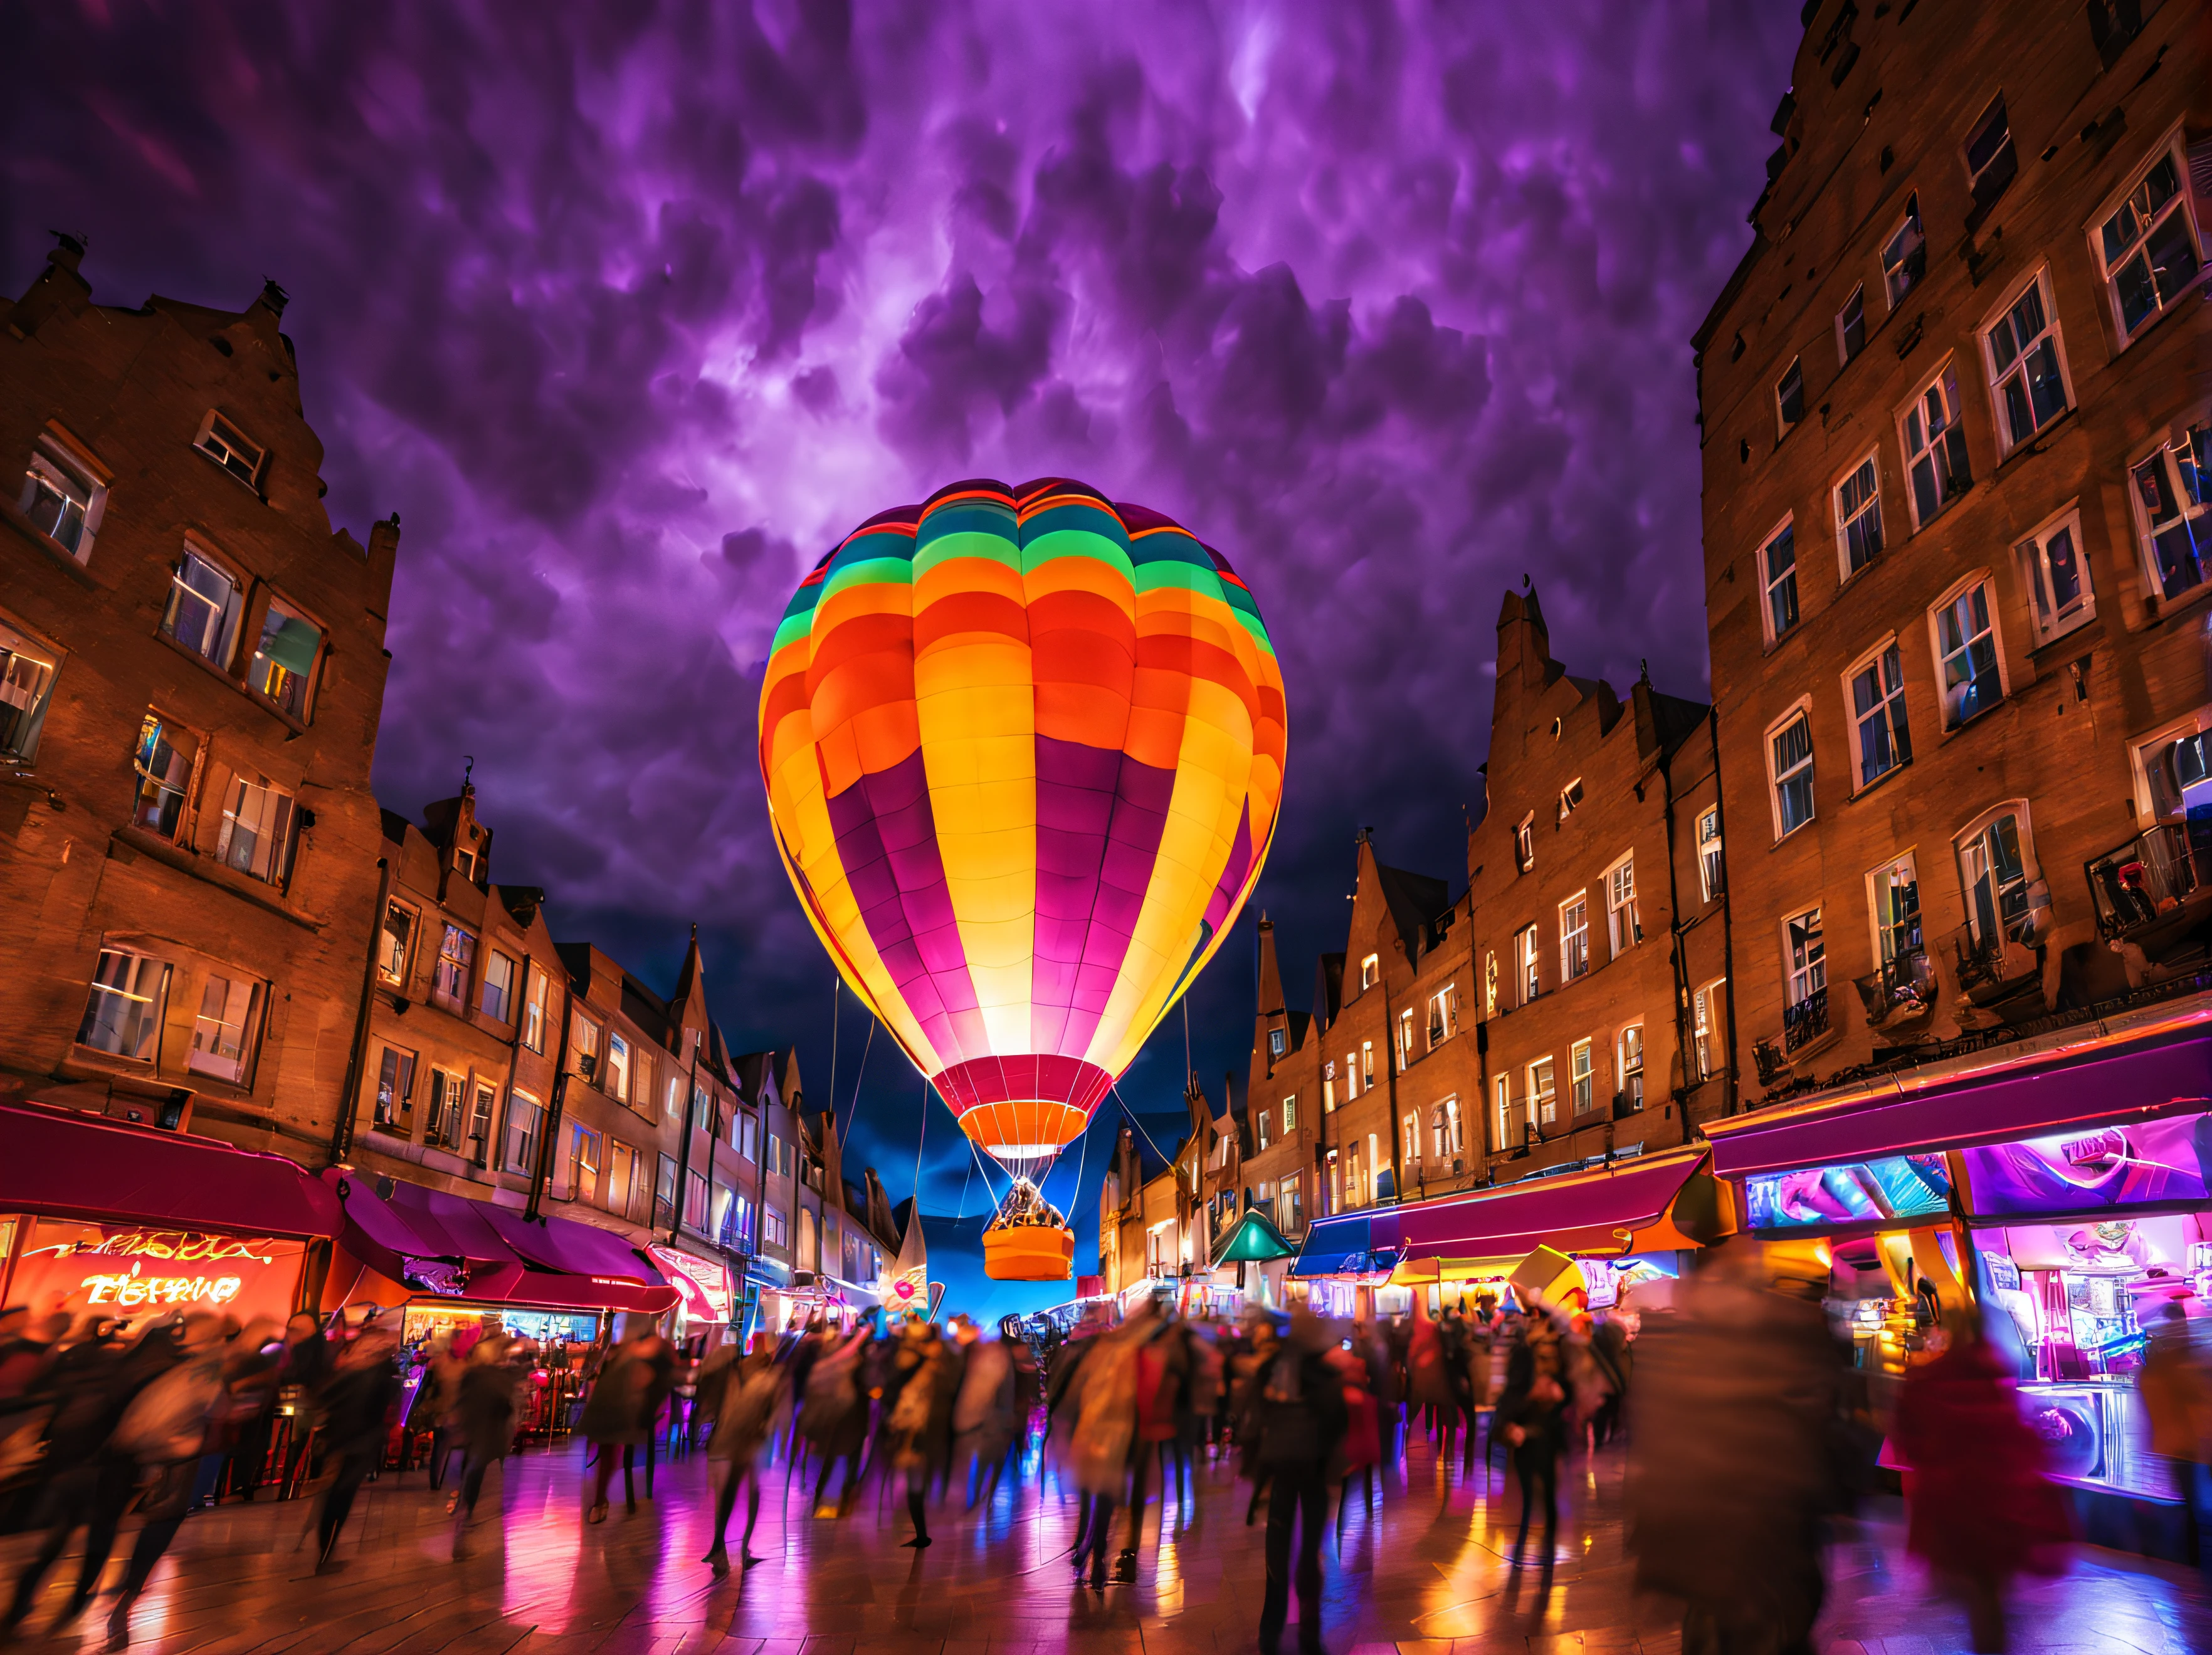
left=1184, top=997, right=1192, bottom=1085
left=954, top=1145, right=972, bottom=1225
left=1050, top=1109, right=1092, bottom=1225
left=1112, top=1082, right=1173, bottom=1169
left=837, top=1014, right=875, bottom=1147
left=912, top=1071, right=928, bottom=1211
left=827, top=974, right=840, bottom=1127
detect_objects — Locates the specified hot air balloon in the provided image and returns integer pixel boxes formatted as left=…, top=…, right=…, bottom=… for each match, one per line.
left=758, top=478, right=1286, bottom=1279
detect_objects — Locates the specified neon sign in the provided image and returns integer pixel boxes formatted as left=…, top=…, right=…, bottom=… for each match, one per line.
left=80, top=1260, right=243, bottom=1308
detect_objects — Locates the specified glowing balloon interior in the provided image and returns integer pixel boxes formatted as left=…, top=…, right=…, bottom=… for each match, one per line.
left=759, top=478, right=1285, bottom=1275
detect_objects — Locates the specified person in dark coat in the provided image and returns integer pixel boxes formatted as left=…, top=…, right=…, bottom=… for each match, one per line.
left=313, top=1325, right=402, bottom=1572
left=1255, top=1309, right=1347, bottom=1655
left=701, top=1333, right=786, bottom=1574
left=1494, top=1315, right=1569, bottom=1576
left=448, top=1335, right=519, bottom=1558
left=580, top=1328, right=673, bottom=1521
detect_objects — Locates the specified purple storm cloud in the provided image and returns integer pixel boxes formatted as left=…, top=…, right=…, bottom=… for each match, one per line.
left=3, top=1, right=1798, bottom=1301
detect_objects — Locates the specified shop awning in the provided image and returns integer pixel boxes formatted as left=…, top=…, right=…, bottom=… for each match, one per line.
left=1705, top=1030, right=2212, bottom=1179
left=475, top=1204, right=668, bottom=1296
left=1288, top=1212, right=1393, bottom=1278
left=324, top=1172, right=522, bottom=1301
left=351, top=1178, right=675, bottom=1314
left=0, top=1103, right=341, bottom=1239
left=1375, top=1148, right=1722, bottom=1261
left=1216, top=1209, right=1296, bottom=1264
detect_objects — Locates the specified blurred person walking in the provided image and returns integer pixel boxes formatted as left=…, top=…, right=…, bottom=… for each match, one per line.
left=98, top=1312, right=232, bottom=1649
left=1893, top=1309, right=2070, bottom=1654
left=447, top=1335, right=520, bottom=1558
left=885, top=1318, right=954, bottom=1548
left=2142, top=1303, right=2212, bottom=1575
left=1255, top=1308, right=1347, bottom=1655
left=313, top=1324, right=401, bottom=1572
left=1494, top=1315, right=1568, bottom=1575
left=700, top=1332, right=786, bottom=1574
left=580, top=1325, right=673, bottom=1521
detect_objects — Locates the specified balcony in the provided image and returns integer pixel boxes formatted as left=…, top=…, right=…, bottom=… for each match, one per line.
left=1853, top=945, right=1936, bottom=1034
left=2086, top=824, right=2212, bottom=964
left=1610, top=1086, right=1643, bottom=1121
left=1781, top=985, right=1830, bottom=1053
left=1947, top=920, right=2041, bottom=1014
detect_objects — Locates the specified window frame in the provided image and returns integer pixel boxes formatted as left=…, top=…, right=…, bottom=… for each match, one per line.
left=1758, top=516, right=1799, bottom=646
left=1880, top=191, right=1926, bottom=312
left=185, top=970, right=263, bottom=1087
left=1604, top=854, right=1640, bottom=957
left=1774, top=354, right=1805, bottom=440
left=508, top=1088, right=545, bottom=1174
left=1514, top=812, right=1535, bottom=874
left=377, top=899, right=418, bottom=988
left=2128, top=704, right=2212, bottom=823
left=1898, top=357, right=1974, bottom=532
left=1425, top=984, right=1457, bottom=1049
left=1396, top=1006, right=1416, bottom=1069
left=430, top=922, right=477, bottom=1013
left=1359, top=952, right=1380, bottom=990
left=76, top=946, right=173, bottom=1066
left=2014, top=501, right=2095, bottom=646
left=1557, top=777, right=1585, bottom=821
left=1527, top=1056, right=1557, bottom=1128
left=1697, top=806, right=1724, bottom=903
left=2125, top=420, right=2211, bottom=605
left=161, top=537, right=247, bottom=671
left=1954, top=799, right=2042, bottom=948
left=1618, top=1024, right=1645, bottom=1111
left=1831, top=448, right=1886, bottom=581
left=1765, top=699, right=1817, bottom=841
left=1515, top=922, right=1541, bottom=1004
left=1692, top=977, right=1725, bottom=1082
left=480, top=948, right=517, bottom=1024
left=522, top=969, right=549, bottom=1053
left=1961, top=93, right=2018, bottom=218
left=192, top=409, right=266, bottom=490
left=1559, top=890, right=1590, bottom=982
left=1867, top=851, right=1925, bottom=969
left=1835, top=283, right=1867, bottom=367
left=1569, top=1038, right=1596, bottom=1115
left=1978, top=263, right=2074, bottom=458
left=1493, top=1073, right=1512, bottom=1147
left=1843, top=634, right=1913, bottom=794
left=373, top=1044, right=418, bottom=1134
left=1282, top=1095, right=1297, bottom=1133
left=1926, top=570, right=2009, bottom=732
left=16, top=428, right=109, bottom=564
left=1783, top=907, right=1826, bottom=1011
left=129, top=707, right=199, bottom=841
left=2086, top=122, right=2208, bottom=349
left=214, top=771, right=299, bottom=888
left=245, top=591, right=327, bottom=723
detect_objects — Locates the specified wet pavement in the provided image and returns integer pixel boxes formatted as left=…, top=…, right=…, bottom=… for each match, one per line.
left=0, top=1429, right=2205, bottom=1653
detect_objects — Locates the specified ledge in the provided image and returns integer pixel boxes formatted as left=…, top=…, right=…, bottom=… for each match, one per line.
left=110, top=822, right=322, bottom=931
left=0, top=501, right=98, bottom=589
left=152, top=630, right=308, bottom=738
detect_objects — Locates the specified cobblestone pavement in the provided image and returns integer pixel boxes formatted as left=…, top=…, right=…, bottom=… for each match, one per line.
left=0, top=1429, right=2204, bottom=1654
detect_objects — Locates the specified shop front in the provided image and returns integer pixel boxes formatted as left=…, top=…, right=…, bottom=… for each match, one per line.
left=0, top=1103, right=342, bottom=1332
left=1286, top=1211, right=1400, bottom=1318
left=645, top=1243, right=737, bottom=1351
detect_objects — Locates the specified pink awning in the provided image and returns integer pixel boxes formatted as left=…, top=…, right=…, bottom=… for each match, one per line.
left=1705, top=1031, right=2212, bottom=1179
left=359, top=1177, right=673, bottom=1313
left=0, top=1104, right=341, bottom=1239
left=1376, top=1150, right=1715, bottom=1260
left=324, top=1172, right=523, bottom=1301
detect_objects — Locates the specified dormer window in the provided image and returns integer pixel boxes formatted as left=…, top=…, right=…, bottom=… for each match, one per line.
left=1359, top=954, right=1380, bottom=990
left=1268, top=1027, right=1287, bottom=1058
left=194, top=411, right=266, bottom=490
left=453, top=846, right=477, bottom=881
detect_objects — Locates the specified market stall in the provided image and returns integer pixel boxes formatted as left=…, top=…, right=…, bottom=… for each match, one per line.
left=1286, top=1211, right=1400, bottom=1317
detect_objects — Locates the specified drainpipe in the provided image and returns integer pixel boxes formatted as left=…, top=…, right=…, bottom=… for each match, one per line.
left=1709, top=710, right=1742, bottom=1116
left=525, top=976, right=576, bottom=1221
left=496, top=948, right=533, bottom=1186
left=1658, top=738, right=1694, bottom=1148
left=668, top=1039, right=702, bottom=1246
left=327, top=856, right=392, bottom=1167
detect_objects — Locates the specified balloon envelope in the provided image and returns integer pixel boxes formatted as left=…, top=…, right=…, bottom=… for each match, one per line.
left=759, top=478, right=1285, bottom=1165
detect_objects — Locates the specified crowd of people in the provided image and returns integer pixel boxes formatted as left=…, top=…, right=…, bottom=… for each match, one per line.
left=1, top=1237, right=2175, bottom=1655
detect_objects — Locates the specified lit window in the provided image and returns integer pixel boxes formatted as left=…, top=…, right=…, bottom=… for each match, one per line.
left=1361, top=1041, right=1375, bottom=1088
left=1494, top=1074, right=1513, bottom=1143
left=374, top=1046, right=417, bottom=1132
left=1528, top=1056, right=1556, bottom=1127
left=426, top=1069, right=468, bottom=1150
left=193, top=411, right=267, bottom=488
left=1931, top=579, right=2004, bottom=728
left=1605, top=857, right=1640, bottom=956
left=1618, top=1026, right=1645, bottom=1111
left=186, top=974, right=260, bottom=1085
left=1847, top=640, right=1912, bottom=789
left=1697, top=807, right=1724, bottom=902
left=1962, top=94, right=2018, bottom=216
left=0, top=618, right=59, bottom=764
left=523, top=969, right=548, bottom=1052
left=508, top=1090, right=545, bottom=1173
left=1957, top=807, right=2036, bottom=945
left=17, top=437, right=105, bottom=562
left=2094, top=138, right=2203, bottom=345
left=1359, top=953, right=1380, bottom=990
left=216, top=774, right=298, bottom=885
left=430, top=924, right=476, bottom=1011
left=1426, top=985, right=1456, bottom=1048
left=1871, top=855, right=1923, bottom=966
left=1558, top=777, right=1585, bottom=821
left=1401, top=1112, right=1420, bottom=1164
left=2016, top=507, right=2095, bottom=644
left=1835, top=284, right=1867, bottom=366
left=1786, top=909, right=1826, bottom=1011
left=1900, top=360, right=1972, bottom=530
left=1322, top=1064, right=1336, bottom=1113
left=1761, top=520, right=1799, bottom=642
left=480, top=950, right=516, bottom=1022
left=376, top=900, right=415, bottom=986
left=1982, top=269, right=2071, bottom=454
left=1396, top=1007, right=1416, bottom=1068
left=573, top=1017, right=601, bottom=1081
left=162, top=546, right=244, bottom=668
left=606, top=1031, right=631, bottom=1101
left=248, top=597, right=323, bottom=721
left=1769, top=709, right=1816, bottom=838
left=78, top=947, right=171, bottom=1063
left=569, top=1127, right=601, bottom=1206
left=1515, top=923, right=1540, bottom=1004
left=1282, top=1096, right=1297, bottom=1133
left=1775, top=356, right=1804, bottom=438
left=131, top=712, right=194, bottom=839
left=1514, top=813, right=1535, bottom=873
left=1881, top=192, right=1926, bottom=310
left=1692, top=980, right=1724, bottom=1081
left=2133, top=714, right=2212, bottom=823
left=1570, top=1039, right=1596, bottom=1114
left=1268, top=1026, right=1286, bottom=1058
left=1342, top=1052, right=1357, bottom=1101
left=466, top=1083, right=496, bottom=1166
left=2129, top=424, right=2211, bottom=602
left=1833, top=452, right=1883, bottom=577
left=1257, top=1108, right=1272, bottom=1150
left=1559, top=892, right=1589, bottom=981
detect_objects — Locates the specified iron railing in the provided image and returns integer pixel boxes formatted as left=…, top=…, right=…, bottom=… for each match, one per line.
left=1781, top=985, right=1830, bottom=1053
left=2085, top=822, right=2201, bottom=940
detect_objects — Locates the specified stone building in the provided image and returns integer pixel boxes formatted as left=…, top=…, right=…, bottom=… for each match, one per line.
left=0, top=241, right=394, bottom=1157
left=1693, top=0, right=2211, bottom=1098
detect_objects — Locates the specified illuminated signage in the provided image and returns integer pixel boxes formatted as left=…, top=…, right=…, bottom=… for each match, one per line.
left=81, top=1261, right=243, bottom=1308
left=645, top=1246, right=733, bottom=1323
left=1744, top=1154, right=1951, bottom=1231
left=1964, top=1111, right=2212, bottom=1216
left=8, top=1220, right=301, bottom=1327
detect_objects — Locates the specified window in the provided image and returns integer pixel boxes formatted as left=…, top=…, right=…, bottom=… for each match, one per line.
left=1396, top=1007, right=1416, bottom=1069
left=1871, top=855, right=1923, bottom=965
left=1761, top=519, right=1799, bottom=642
left=508, top=1090, right=544, bottom=1174
left=374, top=1046, right=416, bottom=1132
left=653, top=1155, right=678, bottom=1229
left=428, top=1070, right=470, bottom=1150
left=1692, top=980, right=1724, bottom=1082
left=130, top=712, right=194, bottom=839
left=799, top=1209, right=818, bottom=1270
left=1786, top=908, right=1826, bottom=1009
left=1557, top=777, right=1585, bottom=821
left=670, top=1073, right=688, bottom=1125
left=1570, top=1039, right=1596, bottom=1115
left=1775, top=356, right=1804, bottom=438
left=1931, top=578, right=2004, bottom=728
left=1604, top=857, right=1640, bottom=956
left=1769, top=708, right=1816, bottom=837
left=2133, top=712, right=2212, bottom=823
left=1401, top=1112, right=1420, bottom=1165
left=0, top=621, right=59, bottom=765
left=2094, top=138, right=2203, bottom=345
left=18, top=437, right=105, bottom=561
left=193, top=411, right=266, bottom=488
left=1514, top=813, right=1535, bottom=873
left=1484, top=950, right=1498, bottom=1016
left=572, top=1017, right=600, bottom=1081
left=2129, top=424, right=2210, bottom=602
left=186, top=974, right=259, bottom=1085
left=375, top=900, right=416, bottom=987
left=1559, top=892, right=1590, bottom=981
left=1257, top=1108, right=1272, bottom=1150
left=1494, top=1074, right=1513, bottom=1145
left=1697, top=808, right=1724, bottom=902
left=1275, top=1172, right=1303, bottom=1234
left=685, top=1170, right=710, bottom=1234
left=1361, top=1041, right=1375, bottom=1089
left=162, top=546, right=244, bottom=668
left=1426, top=985, right=1456, bottom=1048
left=1834, top=452, right=1884, bottom=577
left=1962, top=94, right=2017, bottom=216
left=1529, top=1057, right=1557, bottom=1127
left=1282, top=1096, right=1297, bottom=1133
left=1515, top=924, right=1540, bottom=1003
left=468, top=1083, right=497, bottom=1167
left=601, top=1032, right=630, bottom=1101
left=215, top=775, right=298, bottom=886
left=247, top=597, right=323, bottom=721
left=480, top=950, right=515, bottom=1023
left=762, top=1207, right=787, bottom=1250
left=2016, top=506, right=2094, bottom=643
left=735, top=1110, right=759, bottom=1161
left=1618, top=1026, right=1645, bottom=1111
left=1957, top=807, right=2036, bottom=945
left=431, top=923, right=475, bottom=1011
left=1835, top=284, right=1867, bottom=366
left=1900, top=360, right=1972, bottom=529
left=1268, top=1027, right=1286, bottom=1058
left=1881, top=192, right=1926, bottom=310
left=1322, top=1066, right=1337, bottom=1113
left=1983, top=269, right=2071, bottom=454
left=523, top=969, right=548, bottom=1052
left=1342, top=1052, right=1358, bottom=1101
left=1846, top=640, right=1912, bottom=789
left=78, top=948, right=171, bottom=1063
left=1433, top=1096, right=1463, bottom=1158
left=767, top=1132, right=787, bottom=1177
left=605, top=1141, right=638, bottom=1219
left=1359, top=953, right=1380, bottom=990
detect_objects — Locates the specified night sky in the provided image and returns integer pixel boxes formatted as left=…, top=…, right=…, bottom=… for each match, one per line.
left=4, top=1, right=1798, bottom=1315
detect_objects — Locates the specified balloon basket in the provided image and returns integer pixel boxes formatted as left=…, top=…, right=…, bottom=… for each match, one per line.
left=981, top=1178, right=1075, bottom=1281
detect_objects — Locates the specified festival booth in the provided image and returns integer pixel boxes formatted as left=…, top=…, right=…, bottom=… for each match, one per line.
left=1212, top=1209, right=1296, bottom=1314
left=1707, top=1021, right=2212, bottom=1553
left=0, top=1103, right=342, bottom=1331
left=1286, top=1211, right=1401, bottom=1318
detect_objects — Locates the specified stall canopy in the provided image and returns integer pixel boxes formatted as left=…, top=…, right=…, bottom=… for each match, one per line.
left=0, top=1104, right=342, bottom=1239
left=1376, top=1148, right=1725, bottom=1262
left=1288, top=1211, right=1394, bottom=1278
left=1216, top=1209, right=1295, bottom=1264
left=1705, top=1030, right=2212, bottom=1179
